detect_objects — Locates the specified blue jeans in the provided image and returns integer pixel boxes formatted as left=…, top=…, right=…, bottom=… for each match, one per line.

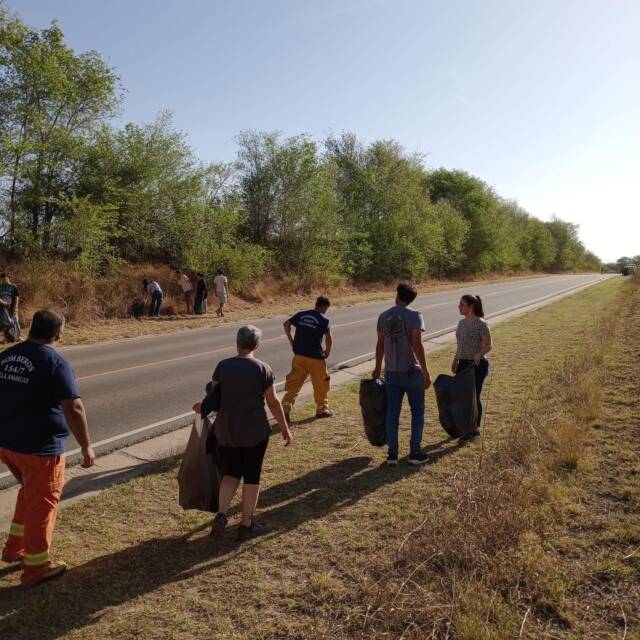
left=149, top=291, right=162, bottom=317
left=386, top=369, right=425, bottom=456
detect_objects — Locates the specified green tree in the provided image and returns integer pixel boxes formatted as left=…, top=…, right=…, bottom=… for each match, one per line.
left=522, top=218, right=556, bottom=270
left=180, top=203, right=270, bottom=290
left=236, top=130, right=344, bottom=283
left=0, top=8, right=120, bottom=252
left=425, top=169, right=502, bottom=273
left=76, top=114, right=204, bottom=263
left=546, top=217, right=584, bottom=271
left=326, top=133, right=444, bottom=280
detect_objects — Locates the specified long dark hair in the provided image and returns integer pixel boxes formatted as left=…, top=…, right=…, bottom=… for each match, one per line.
left=461, top=294, right=484, bottom=318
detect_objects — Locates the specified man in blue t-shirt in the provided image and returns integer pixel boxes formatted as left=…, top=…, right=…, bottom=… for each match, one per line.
left=282, top=296, right=333, bottom=422
left=373, top=282, right=432, bottom=467
left=0, top=309, right=95, bottom=587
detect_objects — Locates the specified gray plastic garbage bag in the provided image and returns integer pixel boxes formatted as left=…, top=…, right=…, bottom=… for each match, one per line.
left=178, top=416, right=220, bottom=512
left=359, top=378, right=387, bottom=447
left=433, top=365, right=478, bottom=438
left=0, top=308, right=19, bottom=342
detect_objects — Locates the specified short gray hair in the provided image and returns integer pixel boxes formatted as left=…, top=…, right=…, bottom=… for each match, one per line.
left=237, top=325, right=262, bottom=350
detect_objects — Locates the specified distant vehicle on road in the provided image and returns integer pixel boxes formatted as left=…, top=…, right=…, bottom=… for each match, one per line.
left=621, top=264, right=637, bottom=276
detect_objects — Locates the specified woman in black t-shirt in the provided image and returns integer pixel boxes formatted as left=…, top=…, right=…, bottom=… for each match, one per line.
left=194, top=325, right=291, bottom=541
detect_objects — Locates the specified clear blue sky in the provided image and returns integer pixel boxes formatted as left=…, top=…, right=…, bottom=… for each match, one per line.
left=11, top=0, right=640, bottom=262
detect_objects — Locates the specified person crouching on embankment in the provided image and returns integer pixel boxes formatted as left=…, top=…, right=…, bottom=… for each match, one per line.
left=452, top=295, right=492, bottom=440
left=282, top=296, right=334, bottom=423
left=0, top=309, right=95, bottom=587
left=142, top=278, right=163, bottom=317
left=193, top=325, right=292, bottom=541
left=373, top=282, right=432, bottom=466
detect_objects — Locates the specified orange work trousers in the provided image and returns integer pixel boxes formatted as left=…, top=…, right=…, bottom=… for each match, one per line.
left=0, top=448, right=65, bottom=587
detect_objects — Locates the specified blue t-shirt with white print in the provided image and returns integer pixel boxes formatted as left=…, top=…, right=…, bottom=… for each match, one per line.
left=289, top=310, right=330, bottom=360
left=0, top=341, right=80, bottom=455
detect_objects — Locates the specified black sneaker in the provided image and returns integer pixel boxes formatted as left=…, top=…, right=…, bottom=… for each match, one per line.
left=386, top=453, right=399, bottom=466
left=460, top=430, right=480, bottom=443
left=237, top=520, right=266, bottom=542
left=209, top=513, right=228, bottom=539
left=408, top=452, right=429, bottom=465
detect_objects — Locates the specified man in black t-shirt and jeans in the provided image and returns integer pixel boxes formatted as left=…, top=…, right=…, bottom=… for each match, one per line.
left=0, top=272, right=21, bottom=342
left=282, top=296, right=333, bottom=422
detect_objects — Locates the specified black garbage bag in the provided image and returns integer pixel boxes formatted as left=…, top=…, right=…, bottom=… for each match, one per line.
left=433, top=365, right=478, bottom=438
left=359, top=378, right=387, bottom=446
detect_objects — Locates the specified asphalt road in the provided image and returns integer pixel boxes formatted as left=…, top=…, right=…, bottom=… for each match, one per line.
left=0, top=273, right=610, bottom=483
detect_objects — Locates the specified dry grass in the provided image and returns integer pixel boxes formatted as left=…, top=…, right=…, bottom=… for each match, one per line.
left=0, top=257, right=550, bottom=346
left=0, top=276, right=633, bottom=639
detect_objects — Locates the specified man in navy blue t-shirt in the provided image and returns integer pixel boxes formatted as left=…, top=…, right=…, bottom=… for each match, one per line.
left=282, top=296, right=333, bottom=421
left=0, top=309, right=95, bottom=587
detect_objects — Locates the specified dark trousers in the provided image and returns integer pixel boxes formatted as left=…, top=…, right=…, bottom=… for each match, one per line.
left=457, top=358, right=489, bottom=429
left=149, top=291, right=162, bottom=317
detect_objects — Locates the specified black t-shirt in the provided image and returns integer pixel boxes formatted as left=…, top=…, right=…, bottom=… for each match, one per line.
left=212, top=356, right=275, bottom=447
left=0, top=283, right=18, bottom=311
left=289, top=310, right=331, bottom=360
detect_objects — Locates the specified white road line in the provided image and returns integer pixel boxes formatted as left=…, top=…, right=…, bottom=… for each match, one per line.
left=0, top=275, right=606, bottom=482
left=75, top=300, right=453, bottom=380
left=333, top=276, right=604, bottom=369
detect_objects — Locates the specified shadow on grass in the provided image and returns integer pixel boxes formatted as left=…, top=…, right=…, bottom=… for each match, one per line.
left=0, top=445, right=462, bottom=639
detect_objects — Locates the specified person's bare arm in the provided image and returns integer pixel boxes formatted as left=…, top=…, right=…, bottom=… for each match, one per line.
left=474, top=331, right=492, bottom=365
left=265, top=385, right=292, bottom=446
left=283, top=320, right=294, bottom=347
left=411, top=329, right=431, bottom=389
left=372, top=331, right=384, bottom=379
left=13, top=295, right=18, bottom=313
left=60, top=398, right=95, bottom=467
left=452, top=328, right=461, bottom=373
left=323, top=332, right=333, bottom=359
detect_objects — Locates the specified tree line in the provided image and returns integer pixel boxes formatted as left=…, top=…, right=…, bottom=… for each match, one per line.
left=0, top=6, right=601, bottom=289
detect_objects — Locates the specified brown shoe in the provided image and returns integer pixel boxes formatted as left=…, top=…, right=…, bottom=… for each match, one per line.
left=315, top=410, right=334, bottom=419
left=24, top=562, right=67, bottom=588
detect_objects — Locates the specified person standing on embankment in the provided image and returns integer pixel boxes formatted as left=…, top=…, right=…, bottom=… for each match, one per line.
left=213, top=270, right=228, bottom=317
left=0, top=272, right=21, bottom=342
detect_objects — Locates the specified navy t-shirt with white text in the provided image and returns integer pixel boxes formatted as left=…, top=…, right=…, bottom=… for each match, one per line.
left=289, top=310, right=330, bottom=360
left=0, top=341, right=80, bottom=455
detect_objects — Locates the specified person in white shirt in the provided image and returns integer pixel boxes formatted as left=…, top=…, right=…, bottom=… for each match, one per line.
left=142, top=279, right=163, bottom=317
left=177, top=271, right=193, bottom=314
left=213, top=270, right=228, bottom=317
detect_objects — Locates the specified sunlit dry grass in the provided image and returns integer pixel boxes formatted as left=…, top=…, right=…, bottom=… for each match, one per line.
left=0, top=276, right=633, bottom=640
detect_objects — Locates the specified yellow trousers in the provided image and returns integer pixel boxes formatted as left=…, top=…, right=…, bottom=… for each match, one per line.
left=282, top=354, right=330, bottom=414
